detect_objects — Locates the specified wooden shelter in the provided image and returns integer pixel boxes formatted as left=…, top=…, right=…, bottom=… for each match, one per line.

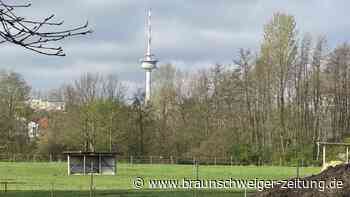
left=64, top=151, right=117, bottom=175
left=316, top=142, right=350, bottom=168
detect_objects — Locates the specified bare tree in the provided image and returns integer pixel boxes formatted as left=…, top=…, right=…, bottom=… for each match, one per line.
left=0, top=0, right=91, bottom=56
left=102, top=74, right=126, bottom=102
left=261, top=13, right=298, bottom=156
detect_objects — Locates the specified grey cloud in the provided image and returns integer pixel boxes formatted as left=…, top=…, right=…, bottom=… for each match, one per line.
left=0, top=0, right=349, bottom=93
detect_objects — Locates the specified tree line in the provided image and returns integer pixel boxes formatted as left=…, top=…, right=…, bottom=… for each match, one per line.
left=1, top=13, right=350, bottom=165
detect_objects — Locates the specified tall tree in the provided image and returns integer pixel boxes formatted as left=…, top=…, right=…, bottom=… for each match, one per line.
left=0, top=70, right=31, bottom=153
left=326, top=43, right=350, bottom=141
left=260, top=13, right=298, bottom=158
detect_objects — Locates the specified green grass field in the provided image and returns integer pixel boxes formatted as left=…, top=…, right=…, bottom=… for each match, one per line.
left=0, top=162, right=321, bottom=197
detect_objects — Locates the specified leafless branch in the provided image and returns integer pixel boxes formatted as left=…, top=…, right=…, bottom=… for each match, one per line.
left=0, top=0, right=92, bottom=56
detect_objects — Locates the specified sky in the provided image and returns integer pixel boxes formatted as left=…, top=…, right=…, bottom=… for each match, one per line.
left=0, top=0, right=349, bottom=95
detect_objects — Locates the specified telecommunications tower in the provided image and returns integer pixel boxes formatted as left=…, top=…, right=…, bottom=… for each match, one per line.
left=140, top=9, right=158, bottom=104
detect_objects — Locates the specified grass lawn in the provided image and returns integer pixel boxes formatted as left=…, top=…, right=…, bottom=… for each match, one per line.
left=0, top=162, right=321, bottom=196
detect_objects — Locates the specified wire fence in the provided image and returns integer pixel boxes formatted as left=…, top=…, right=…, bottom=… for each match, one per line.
left=0, top=188, right=254, bottom=197
left=0, top=178, right=256, bottom=197
left=0, top=153, right=66, bottom=163
left=0, top=172, right=256, bottom=197
left=0, top=153, right=320, bottom=167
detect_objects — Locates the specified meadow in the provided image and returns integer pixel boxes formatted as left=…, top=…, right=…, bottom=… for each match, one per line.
left=0, top=162, right=321, bottom=197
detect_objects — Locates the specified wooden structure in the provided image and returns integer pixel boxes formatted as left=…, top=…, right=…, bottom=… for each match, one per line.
left=64, top=151, right=117, bottom=175
left=316, top=142, right=350, bottom=168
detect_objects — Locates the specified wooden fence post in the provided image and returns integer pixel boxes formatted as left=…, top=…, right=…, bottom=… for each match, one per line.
left=279, top=157, right=282, bottom=166
left=322, top=145, right=326, bottom=168
left=50, top=182, right=54, bottom=197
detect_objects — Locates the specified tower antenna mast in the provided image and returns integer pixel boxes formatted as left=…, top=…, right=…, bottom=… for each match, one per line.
left=146, top=9, right=152, bottom=58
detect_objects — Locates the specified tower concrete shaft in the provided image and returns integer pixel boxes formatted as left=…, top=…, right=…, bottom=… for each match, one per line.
left=145, top=70, right=151, bottom=103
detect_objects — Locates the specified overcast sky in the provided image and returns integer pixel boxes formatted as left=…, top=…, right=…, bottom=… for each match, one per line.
left=0, top=0, right=349, bottom=94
